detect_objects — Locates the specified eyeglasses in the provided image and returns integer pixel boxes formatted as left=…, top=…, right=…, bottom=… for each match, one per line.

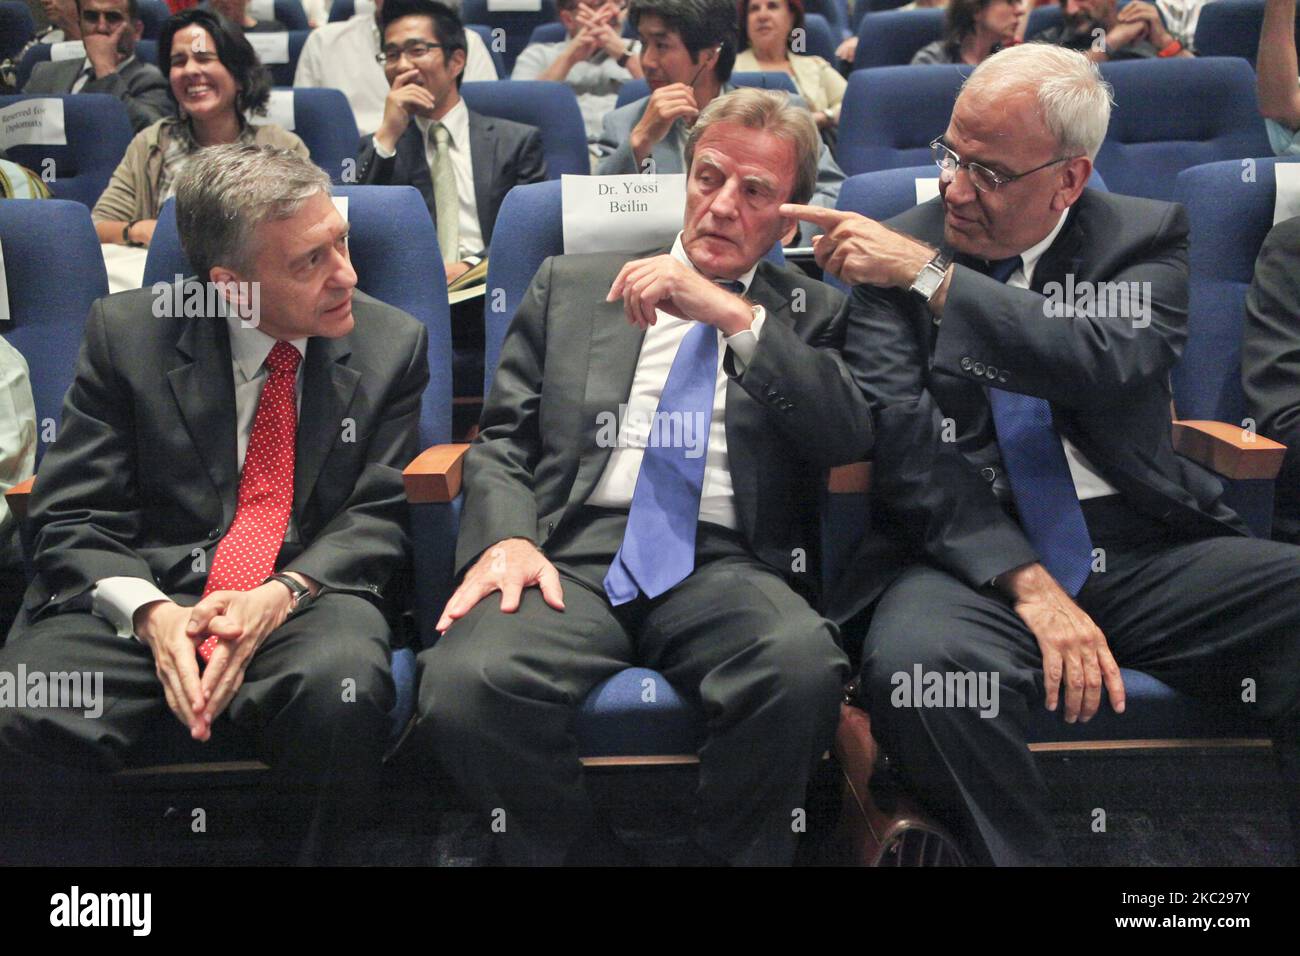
left=375, top=41, right=447, bottom=65
left=930, top=138, right=1071, bottom=193
left=81, top=9, right=127, bottom=24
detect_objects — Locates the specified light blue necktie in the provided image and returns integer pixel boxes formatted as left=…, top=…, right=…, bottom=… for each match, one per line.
left=983, top=256, right=1094, bottom=596
left=603, top=313, right=724, bottom=606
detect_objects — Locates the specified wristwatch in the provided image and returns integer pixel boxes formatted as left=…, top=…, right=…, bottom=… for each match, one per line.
left=909, top=250, right=951, bottom=302
left=122, top=219, right=144, bottom=248
left=266, top=573, right=313, bottom=615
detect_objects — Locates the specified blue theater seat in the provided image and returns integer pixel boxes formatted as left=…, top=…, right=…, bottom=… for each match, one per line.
left=136, top=0, right=170, bottom=39
left=460, top=80, right=589, bottom=177
left=461, top=0, right=557, bottom=74
left=837, top=65, right=970, bottom=176
left=851, top=8, right=943, bottom=70
left=615, top=70, right=799, bottom=109
left=804, top=0, right=850, bottom=39
left=268, top=87, right=360, bottom=183
left=0, top=94, right=134, bottom=208
left=0, top=200, right=107, bottom=463
left=799, top=13, right=840, bottom=63
left=0, top=1, right=34, bottom=61
left=1195, top=0, right=1299, bottom=66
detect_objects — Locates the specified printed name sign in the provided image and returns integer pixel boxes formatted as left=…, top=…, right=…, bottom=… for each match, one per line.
left=247, top=32, right=290, bottom=64
left=49, top=40, right=86, bottom=61
left=915, top=177, right=940, bottom=205
left=562, top=173, right=686, bottom=255
left=0, top=98, right=67, bottom=148
left=1274, top=163, right=1300, bottom=226
left=248, top=89, right=295, bottom=129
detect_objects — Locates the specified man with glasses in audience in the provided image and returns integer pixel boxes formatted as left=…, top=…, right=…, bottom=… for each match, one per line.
left=786, top=43, right=1300, bottom=865
left=513, top=0, right=643, bottom=159
left=294, top=0, right=498, bottom=137
left=355, top=0, right=545, bottom=287
left=22, top=0, right=173, bottom=133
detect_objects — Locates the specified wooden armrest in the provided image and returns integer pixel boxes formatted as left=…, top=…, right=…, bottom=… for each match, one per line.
left=828, top=462, right=872, bottom=494
left=1171, top=420, right=1286, bottom=481
left=402, top=443, right=471, bottom=504
left=4, top=476, right=34, bottom=524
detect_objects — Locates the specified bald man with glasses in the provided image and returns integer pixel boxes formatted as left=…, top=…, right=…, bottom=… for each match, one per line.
left=787, top=43, right=1300, bottom=866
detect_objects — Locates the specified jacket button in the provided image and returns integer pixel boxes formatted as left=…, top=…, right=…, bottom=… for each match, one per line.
left=960, top=357, right=973, bottom=371
left=980, top=466, right=997, bottom=482
left=972, top=362, right=986, bottom=375
left=997, top=372, right=1008, bottom=384
left=209, top=528, right=221, bottom=539
left=547, top=521, right=555, bottom=533
left=985, top=366, right=998, bottom=379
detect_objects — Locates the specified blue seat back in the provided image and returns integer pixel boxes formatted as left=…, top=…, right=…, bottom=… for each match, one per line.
left=800, top=12, right=839, bottom=62
left=461, top=80, right=587, bottom=177
left=1194, top=0, right=1298, bottom=66
left=328, top=0, right=356, bottom=20
left=0, top=94, right=134, bottom=207
left=0, top=1, right=34, bottom=60
left=272, top=87, right=360, bottom=183
left=837, top=65, right=969, bottom=176
left=852, top=8, right=943, bottom=69
left=616, top=70, right=800, bottom=109
left=137, top=0, right=171, bottom=38
left=461, top=0, right=558, bottom=74
left=0, top=199, right=108, bottom=457
left=466, top=23, right=507, bottom=78
left=803, top=0, right=849, bottom=38
left=15, top=40, right=52, bottom=89
left=1095, top=58, right=1272, bottom=202
left=143, top=185, right=453, bottom=448
left=274, top=0, right=311, bottom=30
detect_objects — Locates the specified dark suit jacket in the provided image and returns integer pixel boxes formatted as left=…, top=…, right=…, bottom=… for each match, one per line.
left=355, top=108, right=546, bottom=254
left=830, top=189, right=1249, bottom=625
left=24, top=55, right=174, bottom=133
left=1243, top=214, right=1300, bottom=542
left=455, top=250, right=874, bottom=605
left=22, top=285, right=429, bottom=622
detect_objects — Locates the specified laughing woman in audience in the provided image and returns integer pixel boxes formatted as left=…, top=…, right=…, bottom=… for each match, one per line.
left=734, top=0, right=846, bottom=134
left=93, top=9, right=307, bottom=247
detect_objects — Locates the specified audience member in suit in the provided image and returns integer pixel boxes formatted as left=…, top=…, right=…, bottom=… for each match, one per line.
left=794, top=44, right=1300, bottom=866
left=355, top=0, right=545, bottom=286
left=0, top=338, right=36, bottom=641
left=416, top=88, right=872, bottom=866
left=22, top=0, right=173, bottom=133
left=1257, top=0, right=1300, bottom=156
left=1030, top=0, right=1193, bottom=60
left=294, top=0, right=498, bottom=137
left=1243, top=215, right=1300, bottom=542
left=511, top=0, right=643, bottom=148
left=735, top=0, right=845, bottom=132
left=0, top=144, right=429, bottom=865
left=210, top=0, right=287, bottom=32
left=93, top=9, right=308, bottom=248
left=910, top=0, right=1026, bottom=65
left=596, top=0, right=844, bottom=243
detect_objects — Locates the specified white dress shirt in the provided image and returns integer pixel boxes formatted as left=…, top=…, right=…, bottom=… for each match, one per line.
left=292, top=14, right=498, bottom=136
left=587, top=234, right=767, bottom=530
left=92, top=319, right=308, bottom=639
left=0, top=337, right=36, bottom=572
left=70, top=53, right=136, bottom=93
left=415, top=99, right=482, bottom=261
left=1006, top=209, right=1120, bottom=501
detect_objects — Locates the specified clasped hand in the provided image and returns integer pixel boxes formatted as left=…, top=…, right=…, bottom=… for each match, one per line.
left=136, top=583, right=293, bottom=741
left=606, top=255, right=754, bottom=335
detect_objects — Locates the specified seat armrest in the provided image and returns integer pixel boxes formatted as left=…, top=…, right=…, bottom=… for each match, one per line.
left=4, top=476, right=34, bottom=524
left=828, top=462, right=872, bottom=494
left=1171, top=421, right=1286, bottom=481
left=403, top=444, right=471, bottom=503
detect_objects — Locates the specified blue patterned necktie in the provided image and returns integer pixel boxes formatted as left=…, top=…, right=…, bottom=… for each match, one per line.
left=603, top=282, right=740, bottom=605
left=983, top=256, right=1094, bottom=596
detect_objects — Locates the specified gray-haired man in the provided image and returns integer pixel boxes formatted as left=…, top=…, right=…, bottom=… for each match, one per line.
left=0, top=144, right=429, bottom=865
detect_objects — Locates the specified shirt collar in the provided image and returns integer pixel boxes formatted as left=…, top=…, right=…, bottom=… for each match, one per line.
left=669, top=232, right=759, bottom=294
left=416, top=97, right=469, bottom=149
left=225, top=314, right=308, bottom=382
left=1017, top=208, right=1071, bottom=287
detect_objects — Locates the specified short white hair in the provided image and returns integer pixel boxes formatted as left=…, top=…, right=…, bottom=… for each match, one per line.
left=960, top=44, right=1114, bottom=161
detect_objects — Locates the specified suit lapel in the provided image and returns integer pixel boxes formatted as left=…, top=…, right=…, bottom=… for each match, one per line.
left=294, top=334, right=360, bottom=522
left=467, top=111, right=496, bottom=245
left=167, top=314, right=238, bottom=520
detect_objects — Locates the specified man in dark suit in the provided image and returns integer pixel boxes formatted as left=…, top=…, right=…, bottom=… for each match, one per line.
left=23, top=0, right=173, bottom=133
left=355, top=0, right=545, bottom=287
left=416, top=87, right=872, bottom=866
left=789, top=43, right=1300, bottom=865
left=1243, top=215, right=1300, bottom=542
left=0, top=144, right=429, bottom=865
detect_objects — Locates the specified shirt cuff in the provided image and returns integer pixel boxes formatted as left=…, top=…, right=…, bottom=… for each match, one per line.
left=92, top=576, right=170, bottom=640
left=723, top=306, right=765, bottom=371
left=372, top=136, right=397, bottom=160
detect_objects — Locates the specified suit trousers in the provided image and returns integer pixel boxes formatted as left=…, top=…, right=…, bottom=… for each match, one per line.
left=0, top=591, right=395, bottom=865
left=859, top=506, right=1300, bottom=866
left=416, top=509, right=850, bottom=866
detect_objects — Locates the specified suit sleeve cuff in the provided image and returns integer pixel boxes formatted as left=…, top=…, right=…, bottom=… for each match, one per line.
left=92, top=576, right=169, bottom=640
left=723, top=306, right=765, bottom=371
left=372, top=136, right=397, bottom=160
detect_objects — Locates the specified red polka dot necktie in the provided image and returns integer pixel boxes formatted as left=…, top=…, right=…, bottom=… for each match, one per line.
left=197, top=340, right=302, bottom=662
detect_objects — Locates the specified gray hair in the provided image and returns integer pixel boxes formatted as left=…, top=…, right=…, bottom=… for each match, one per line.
left=961, top=44, right=1114, bottom=161
left=174, top=143, right=331, bottom=280
left=684, top=87, right=820, bottom=204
